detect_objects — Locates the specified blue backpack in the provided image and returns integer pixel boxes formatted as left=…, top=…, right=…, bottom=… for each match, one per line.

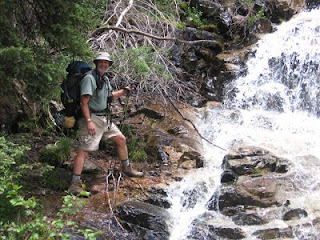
left=60, top=61, right=92, bottom=119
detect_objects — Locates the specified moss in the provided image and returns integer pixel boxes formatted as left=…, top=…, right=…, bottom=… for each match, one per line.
left=200, top=24, right=219, bottom=33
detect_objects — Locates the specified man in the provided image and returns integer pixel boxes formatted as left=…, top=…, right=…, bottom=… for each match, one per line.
left=68, top=52, right=143, bottom=196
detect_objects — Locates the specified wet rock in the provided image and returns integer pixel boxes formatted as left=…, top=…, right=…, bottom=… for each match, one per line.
left=232, top=213, right=267, bottom=226
left=220, top=206, right=246, bottom=217
left=180, top=182, right=209, bottom=209
left=145, top=129, right=174, bottom=162
left=222, top=146, right=290, bottom=175
left=179, top=150, right=204, bottom=169
left=221, top=169, right=238, bottom=183
left=238, top=176, right=278, bottom=200
left=196, top=156, right=204, bottom=168
left=211, top=177, right=280, bottom=211
left=179, top=160, right=196, bottom=170
left=206, top=226, right=246, bottom=239
left=144, top=187, right=171, bottom=209
left=115, top=201, right=170, bottom=240
left=283, top=208, right=308, bottom=221
left=187, top=221, right=246, bottom=239
left=252, top=227, right=294, bottom=239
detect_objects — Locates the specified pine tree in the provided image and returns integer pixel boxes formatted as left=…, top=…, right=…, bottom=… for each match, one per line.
left=0, top=0, right=103, bottom=104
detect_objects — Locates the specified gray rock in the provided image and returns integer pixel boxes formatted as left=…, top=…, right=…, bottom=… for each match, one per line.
left=283, top=208, right=308, bottom=221
left=115, top=201, right=170, bottom=240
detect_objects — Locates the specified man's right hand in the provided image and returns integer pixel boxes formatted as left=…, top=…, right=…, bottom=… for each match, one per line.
left=86, top=121, right=96, bottom=136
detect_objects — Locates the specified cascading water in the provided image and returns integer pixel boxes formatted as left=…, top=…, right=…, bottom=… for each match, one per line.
left=167, top=8, right=320, bottom=240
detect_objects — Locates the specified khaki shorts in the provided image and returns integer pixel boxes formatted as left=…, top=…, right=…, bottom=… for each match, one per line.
left=78, top=114, right=122, bottom=151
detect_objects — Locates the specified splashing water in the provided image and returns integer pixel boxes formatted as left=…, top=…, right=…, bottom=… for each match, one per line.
left=224, top=9, right=320, bottom=115
left=167, top=8, right=320, bottom=240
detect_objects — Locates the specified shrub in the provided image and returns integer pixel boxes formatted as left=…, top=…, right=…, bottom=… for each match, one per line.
left=0, top=189, right=103, bottom=239
left=39, top=138, right=71, bottom=167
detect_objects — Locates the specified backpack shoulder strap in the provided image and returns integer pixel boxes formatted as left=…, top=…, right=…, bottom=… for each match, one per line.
left=104, top=75, right=112, bottom=91
left=87, top=70, right=112, bottom=92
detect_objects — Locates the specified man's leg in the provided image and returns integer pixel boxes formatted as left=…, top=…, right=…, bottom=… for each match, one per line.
left=73, top=150, right=88, bottom=176
left=68, top=149, right=90, bottom=195
left=110, top=134, right=143, bottom=177
left=110, top=134, right=128, bottom=160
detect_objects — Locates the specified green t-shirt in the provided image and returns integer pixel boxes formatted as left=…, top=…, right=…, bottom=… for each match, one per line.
left=80, top=72, right=112, bottom=111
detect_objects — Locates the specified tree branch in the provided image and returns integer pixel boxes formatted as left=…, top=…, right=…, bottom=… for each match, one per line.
left=90, top=26, right=220, bottom=45
left=115, top=0, right=134, bottom=27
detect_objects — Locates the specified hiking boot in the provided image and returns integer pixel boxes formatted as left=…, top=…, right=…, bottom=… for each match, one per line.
left=68, top=180, right=91, bottom=197
left=121, top=164, right=144, bottom=177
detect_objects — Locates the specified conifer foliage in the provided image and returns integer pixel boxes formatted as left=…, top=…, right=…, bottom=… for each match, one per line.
left=0, top=0, right=101, bottom=104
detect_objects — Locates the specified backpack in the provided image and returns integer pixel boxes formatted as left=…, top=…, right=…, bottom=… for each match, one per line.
left=59, top=61, right=113, bottom=129
left=60, top=61, right=92, bottom=119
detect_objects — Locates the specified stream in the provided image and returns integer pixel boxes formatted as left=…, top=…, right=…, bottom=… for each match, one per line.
left=166, top=8, right=320, bottom=240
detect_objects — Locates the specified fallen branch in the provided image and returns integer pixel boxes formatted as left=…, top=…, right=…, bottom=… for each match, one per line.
left=90, top=26, right=220, bottom=45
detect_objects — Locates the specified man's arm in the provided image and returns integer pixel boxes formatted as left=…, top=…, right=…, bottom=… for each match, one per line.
left=80, top=94, right=96, bottom=136
left=112, top=88, right=130, bottom=99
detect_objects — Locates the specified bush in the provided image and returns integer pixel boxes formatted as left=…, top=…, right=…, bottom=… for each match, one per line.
left=0, top=190, right=103, bottom=240
left=0, top=136, right=30, bottom=221
left=39, top=138, right=71, bottom=167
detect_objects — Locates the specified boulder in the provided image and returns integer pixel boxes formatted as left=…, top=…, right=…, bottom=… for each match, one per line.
left=222, top=146, right=290, bottom=175
left=115, top=201, right=170, bottom=240
left=187, top=218, right=246, bottom=239
left=232, top=213, right=268, bottom=226
left=283, top=208, right=308, bottom=221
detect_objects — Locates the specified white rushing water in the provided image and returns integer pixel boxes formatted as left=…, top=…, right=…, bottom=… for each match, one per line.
left=167, top=8, right=320, bottom=240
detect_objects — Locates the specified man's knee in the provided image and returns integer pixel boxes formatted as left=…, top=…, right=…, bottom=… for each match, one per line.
left=112, top=134, right=126, bottom=146
left=75, top=150, right=88, bottom=161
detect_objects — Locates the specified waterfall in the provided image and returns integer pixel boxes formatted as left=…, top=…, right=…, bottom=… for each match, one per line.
left=167, top=8, right=320, bottom=240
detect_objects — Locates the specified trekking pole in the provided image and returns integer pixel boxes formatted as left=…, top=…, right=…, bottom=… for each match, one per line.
left=106, top=102, right=112, bottom=130
left=106, top=90, right=113, bottom=129
left=108, top=102, right=113, bottom=129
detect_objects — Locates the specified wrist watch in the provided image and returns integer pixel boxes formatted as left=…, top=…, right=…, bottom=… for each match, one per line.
left=86, top=118, right=92, bottom=122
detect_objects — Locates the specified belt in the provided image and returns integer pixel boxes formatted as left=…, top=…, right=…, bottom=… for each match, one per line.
left=90, top=109, right=107, bottom=116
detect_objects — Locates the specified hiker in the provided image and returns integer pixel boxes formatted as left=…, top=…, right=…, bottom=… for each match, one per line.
left=68, top=52, right=143, bottom=196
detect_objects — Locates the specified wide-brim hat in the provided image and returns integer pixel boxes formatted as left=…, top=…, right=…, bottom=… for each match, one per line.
left=93, top=52, right=113, bottom=66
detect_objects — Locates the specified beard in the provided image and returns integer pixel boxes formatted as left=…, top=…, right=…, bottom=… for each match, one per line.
left=97, top=66, right=107, bottom=75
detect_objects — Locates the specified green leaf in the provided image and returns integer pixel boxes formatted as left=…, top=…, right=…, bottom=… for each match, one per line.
left=80, top=191, right=91, bottom=197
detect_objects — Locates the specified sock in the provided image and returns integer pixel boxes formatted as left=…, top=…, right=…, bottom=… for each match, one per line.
left=121, top=159, right=130, bottom=167
left=72, top=174, right=81, bottom=183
